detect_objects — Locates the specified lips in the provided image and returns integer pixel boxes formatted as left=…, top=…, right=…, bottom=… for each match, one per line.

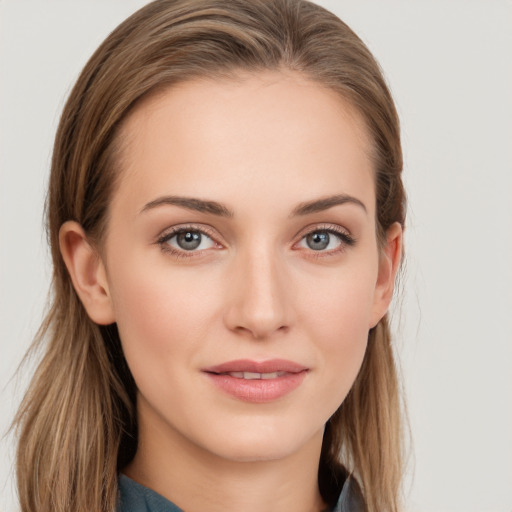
left=204, top=358, right=307, bottom=374
left=202, top=359, right=308, bottom=403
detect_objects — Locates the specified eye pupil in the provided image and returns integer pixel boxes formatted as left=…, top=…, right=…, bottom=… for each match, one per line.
left=306, top=231, right=330, bottom=250
left=177, top=231, right=202, bottom=250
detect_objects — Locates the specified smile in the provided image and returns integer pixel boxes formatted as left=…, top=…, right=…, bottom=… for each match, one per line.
left=220, top=371, right=286, bottom=380
left=203, top=359, right=308, bottom=403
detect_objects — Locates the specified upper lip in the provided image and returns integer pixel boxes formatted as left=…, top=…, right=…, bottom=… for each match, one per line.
left=203, top=359, right=308, bottom=374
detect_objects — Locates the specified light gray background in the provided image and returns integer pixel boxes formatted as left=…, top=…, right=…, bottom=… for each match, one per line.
left=1, top=1, right=511, bottom=511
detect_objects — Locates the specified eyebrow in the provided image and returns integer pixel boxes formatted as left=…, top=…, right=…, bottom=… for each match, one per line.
left=140, top=193, right=366, bottom=218
left=291, top=194, right=367, bottom=216
left=140, top=196, right=234, bottom=217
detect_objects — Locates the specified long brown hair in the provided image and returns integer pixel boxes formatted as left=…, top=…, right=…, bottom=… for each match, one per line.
left=14, top=1, right=406, bottom=511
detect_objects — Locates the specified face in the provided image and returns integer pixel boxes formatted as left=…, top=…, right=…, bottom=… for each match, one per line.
left=95, top=72, right=397, bottom=464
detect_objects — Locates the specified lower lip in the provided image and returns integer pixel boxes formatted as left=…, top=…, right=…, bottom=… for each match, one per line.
left=204, top=371, right=307, bottom=403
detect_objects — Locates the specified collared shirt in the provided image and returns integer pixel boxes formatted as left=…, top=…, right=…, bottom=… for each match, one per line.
left=117, top=473, right=365, bottom=512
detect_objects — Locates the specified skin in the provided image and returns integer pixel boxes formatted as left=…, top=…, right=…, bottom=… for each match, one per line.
left=60, top=71, right=402, bottom=512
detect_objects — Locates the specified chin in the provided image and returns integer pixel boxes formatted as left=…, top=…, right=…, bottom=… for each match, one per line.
left=213, top=444, right=303, bottom=464
left=199, top=421, right=324, bottom=464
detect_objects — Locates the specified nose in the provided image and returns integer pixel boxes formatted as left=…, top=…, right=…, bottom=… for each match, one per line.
left=223, top=245, right=292, bottom=340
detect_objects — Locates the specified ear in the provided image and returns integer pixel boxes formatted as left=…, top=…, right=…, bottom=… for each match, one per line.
left=59, top=221, right=115, bottom=325
left=369, top=222, right=403, bottom=328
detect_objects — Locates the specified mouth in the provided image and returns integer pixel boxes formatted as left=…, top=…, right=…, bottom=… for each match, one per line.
left=203, top=358, right=308, bottom=375
left=215, top=371, right=288, bottom=380
left=202, top=359, right=308, bottom=403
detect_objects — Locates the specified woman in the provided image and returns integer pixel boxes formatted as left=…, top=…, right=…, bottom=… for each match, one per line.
left=14, top=0, right=406, bottom=511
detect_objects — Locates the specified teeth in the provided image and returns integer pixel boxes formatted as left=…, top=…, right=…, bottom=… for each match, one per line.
left=243, top=372, right=261, bottom=380
left=260, top=372, right=280, bottom=379
left=224, top=371, right=283, bottom=379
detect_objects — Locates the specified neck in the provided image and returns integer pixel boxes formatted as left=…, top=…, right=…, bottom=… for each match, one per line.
left=124, top=398, right=328, bottom=512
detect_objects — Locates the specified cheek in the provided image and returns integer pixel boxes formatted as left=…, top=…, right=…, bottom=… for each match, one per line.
left=108, top=260, right=220, bottom=365
left=298, top=264, right=377, bottom=391
left=300, top=260, right=377, bottom=332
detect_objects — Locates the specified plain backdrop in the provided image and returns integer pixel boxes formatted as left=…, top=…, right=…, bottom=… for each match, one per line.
left=1, top=1, right=511, bottom=511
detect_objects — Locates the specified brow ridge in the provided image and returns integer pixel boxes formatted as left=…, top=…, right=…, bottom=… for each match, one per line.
left=141, top=196, right=234, bottom=217
left=291, top=194, right=367, bottom=216
left=141, top=193, right=366, bottom=218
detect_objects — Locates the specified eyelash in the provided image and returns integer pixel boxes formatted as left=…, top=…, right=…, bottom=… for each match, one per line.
left=293, top=224, right=356, bottom=258
left=156, top=223, right=356, bottom=259
left=156, top=224, right=220, bottom=259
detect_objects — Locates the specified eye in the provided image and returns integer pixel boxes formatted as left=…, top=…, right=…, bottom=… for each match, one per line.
left=304, top=231, right=335, bottom=251
left=160, top=228, right=217, bottom=253
left=299, top=230, right=340, bottom=251
left=296, top=227, right=355, bottom=253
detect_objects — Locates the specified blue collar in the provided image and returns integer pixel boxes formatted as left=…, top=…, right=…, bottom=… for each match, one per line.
left=117, top=473, right=364, bottom=512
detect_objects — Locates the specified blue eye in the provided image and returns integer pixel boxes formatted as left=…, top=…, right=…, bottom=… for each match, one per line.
left=300, top=230, right=340, bottom=251
left=164, top=229, right=216, bottom=252
left=306, top=231, right=331, bottom=250
left=298, top=229, right=355, bottom=252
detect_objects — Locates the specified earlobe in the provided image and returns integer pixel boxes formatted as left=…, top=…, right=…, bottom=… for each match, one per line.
left=369, top=222, right=403, bottom=328
left=59, top=221, right=115, bottom=325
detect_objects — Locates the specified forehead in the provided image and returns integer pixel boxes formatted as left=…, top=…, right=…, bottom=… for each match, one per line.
left=112, top=71, right=375, bottom=218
